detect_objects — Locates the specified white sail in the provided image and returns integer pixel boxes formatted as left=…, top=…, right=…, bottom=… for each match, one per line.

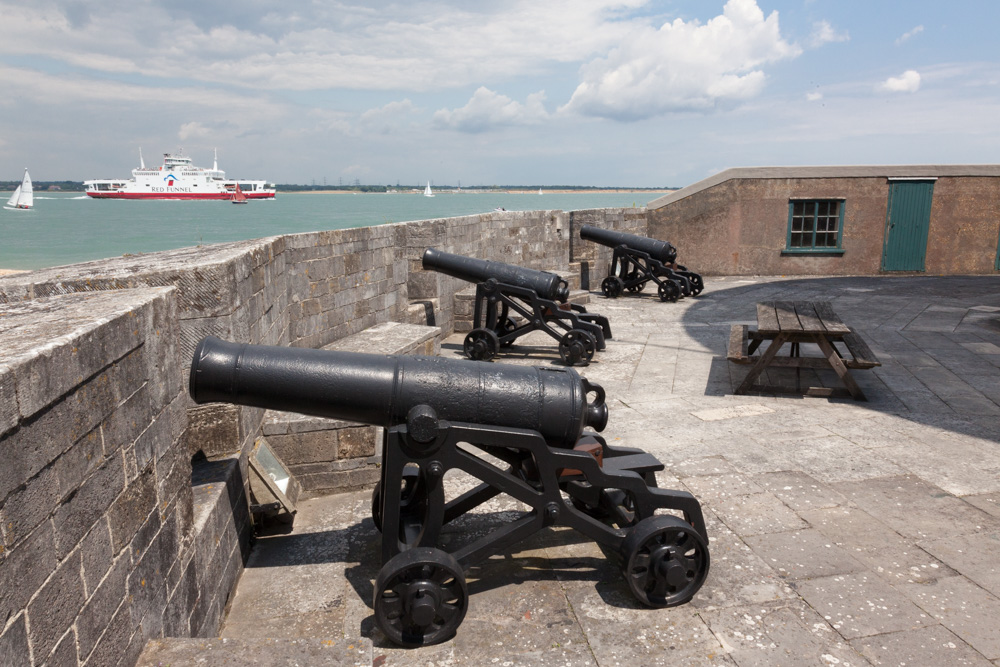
left=5, top=169, right=32, bottom=209
left=424, top=181, right=434, bottom=197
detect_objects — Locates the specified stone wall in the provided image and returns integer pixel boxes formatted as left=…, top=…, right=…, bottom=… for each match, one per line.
left=0, top=288, right=196, bottom=665
left=0, top=206, right=636, bottom=666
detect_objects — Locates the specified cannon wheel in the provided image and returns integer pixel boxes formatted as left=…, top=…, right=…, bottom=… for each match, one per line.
left=601, top=276, right=624, bottom=299
left=371, top=467, right=426, bottom=533
left=559, top=329, right=596, bottom=366
left=620, top=515, right=710, bottom=608
left=464, top=328, right=500, bottom=361
left=657, top=280, right=680, bottom=303
left=495, top=316, right=518, bottom=348
left=625, top=271, right=644, bottom=293
left=374, top=547, right=469, bottom=648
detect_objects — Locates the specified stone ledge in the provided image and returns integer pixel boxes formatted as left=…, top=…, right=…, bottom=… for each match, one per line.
left=136, top=637, right=372, bottom=666
left=263, top=321, right=440, bottom=497
left=322, top=320, right=440, bottom=356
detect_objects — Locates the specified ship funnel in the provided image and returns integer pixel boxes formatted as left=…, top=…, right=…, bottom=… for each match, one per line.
left=139, top=148, right=145, bottom=169
left=213, top=148, right=218, bottom=172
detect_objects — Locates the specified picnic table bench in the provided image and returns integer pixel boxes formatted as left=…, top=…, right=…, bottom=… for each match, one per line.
left=727, top=301, right=880, bottom=400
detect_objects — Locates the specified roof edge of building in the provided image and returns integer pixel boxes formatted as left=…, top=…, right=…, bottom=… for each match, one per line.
left=647, top=164, right=1000, bottom=210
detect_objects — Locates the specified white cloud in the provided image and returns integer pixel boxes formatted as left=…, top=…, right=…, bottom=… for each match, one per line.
left=358, top=100, right=417, bottom=135
left=808, top=20, right=849, bottom=48
left=880, top=70, right=921, bottom=93
left=433, top=87, right=549, bottom=132
left=806, top=91, right=823, bottom=101
left=560, top=0, right=801, bottom=121
left=3, top=0, right=644, bottom=92
left=178, top=122, right=213, bottom=141
left=895, top=25, right=924, bottom=46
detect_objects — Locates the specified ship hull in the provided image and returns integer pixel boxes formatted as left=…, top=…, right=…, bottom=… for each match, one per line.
left=85, top=191, right=275, bottom=200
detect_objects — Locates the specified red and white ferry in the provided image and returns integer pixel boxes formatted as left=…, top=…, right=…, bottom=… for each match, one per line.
left=84, top=150, right=276, bottom=200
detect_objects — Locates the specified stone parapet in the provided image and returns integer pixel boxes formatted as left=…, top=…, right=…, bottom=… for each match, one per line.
left=0, top=205, right=639, bottom=666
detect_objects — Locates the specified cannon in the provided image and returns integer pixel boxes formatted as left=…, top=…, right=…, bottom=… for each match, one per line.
left=579, top=225, right=704, bottom=302
left=422, top=247, right=613, bottom=366
left=190, top=336, right=710, bottom=648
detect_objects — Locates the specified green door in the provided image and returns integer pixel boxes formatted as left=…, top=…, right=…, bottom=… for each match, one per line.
left=881, top=180, right=935, bottom=271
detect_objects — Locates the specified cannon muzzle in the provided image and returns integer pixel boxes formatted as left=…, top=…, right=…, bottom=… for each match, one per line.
left=189, top=336, right=608, bottom=447
left=422, top=247, right=570, bottom=302
left=579, top=225, right=677, bottom=264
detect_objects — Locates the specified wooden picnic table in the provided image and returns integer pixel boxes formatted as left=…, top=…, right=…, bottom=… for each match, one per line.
left=727, top=301, right=880, bottom=400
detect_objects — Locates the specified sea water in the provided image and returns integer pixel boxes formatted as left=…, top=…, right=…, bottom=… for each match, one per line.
left=0, top=191, right=658, bottom=271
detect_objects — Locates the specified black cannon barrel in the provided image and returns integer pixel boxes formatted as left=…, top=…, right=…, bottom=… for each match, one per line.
left=579, top=225, right=677, bottom=264
left=189, top=336, right=608, bottom=448
left=422, top=247, right=570, bottom=303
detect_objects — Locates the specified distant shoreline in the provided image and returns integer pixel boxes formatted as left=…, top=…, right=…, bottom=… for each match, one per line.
left=290, top=189, right=675, bottom=195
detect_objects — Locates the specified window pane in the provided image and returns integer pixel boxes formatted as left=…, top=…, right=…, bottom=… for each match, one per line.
left=787, top=199, right=842, bottom=250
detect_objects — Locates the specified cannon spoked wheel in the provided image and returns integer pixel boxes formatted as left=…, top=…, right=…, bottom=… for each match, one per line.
left=625, top=272, right=644, bottom=293
left=601, top=276, right=624, bottom=299
left=620, top=515, right=710, bottom=608
left=559, top=329, right=596, bottom=366
left=371, top=467, right=426, bottom=533
left=464, top=328, right=500, bottom=361
left=495, top=316, right=518, bottom=348
left=657, top=280, right=680, bottom=303
left=374, top=547, right=469, bottom=648
left=689, top=276, right=704, bottom=296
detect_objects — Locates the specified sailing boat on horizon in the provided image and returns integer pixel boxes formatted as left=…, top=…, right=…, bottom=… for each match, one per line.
left=424, top=181, right=434, bottom=197
left=231, top=182, right=248, bottom=204
left=5, top=168, right=33, bottom=210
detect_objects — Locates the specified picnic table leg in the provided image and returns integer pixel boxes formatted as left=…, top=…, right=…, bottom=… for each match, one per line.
left=735, top=332, right=789, bottom=395
left=815, top=335, right=866, bottom=400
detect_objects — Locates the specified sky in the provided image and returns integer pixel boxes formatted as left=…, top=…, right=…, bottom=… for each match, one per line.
left=2, top=0, right=999, bottom=188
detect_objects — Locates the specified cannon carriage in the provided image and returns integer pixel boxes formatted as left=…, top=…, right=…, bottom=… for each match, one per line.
left=422, top=247, right=612, bottom=366
left=579, top=225, right=704, bottom=302
left=189, top=337, right=710, bottom=648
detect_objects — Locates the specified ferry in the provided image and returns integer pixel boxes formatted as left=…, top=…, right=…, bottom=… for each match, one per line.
left=84, top=150, right=276, bottom=200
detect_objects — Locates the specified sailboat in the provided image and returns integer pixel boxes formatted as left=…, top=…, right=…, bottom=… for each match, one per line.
left=5, top=168, right=33, bottom=210
left=231, top=182, right=248, bottom=204
left=424, top=181, right=434, bottom=197
left=539, top=188, right=543, bottom=195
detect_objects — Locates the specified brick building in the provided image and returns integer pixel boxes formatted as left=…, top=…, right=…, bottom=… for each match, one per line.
left=647, top=165, right=1000, bottom=276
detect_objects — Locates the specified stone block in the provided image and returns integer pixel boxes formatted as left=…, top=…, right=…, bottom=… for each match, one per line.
left=0, top=523, right=56, bottom=634
left=26, top=551, right=84, bottom=659
left=0, top=364, right=16, bottom=437
left=80, top=520, right=114, bottom=597
left=795, top=572, right=933, bottom=639
left=0, top=463, right=60, bottom=547
left=52, top=456, right=126, bottom=558
left=185, top=403, right=241, bottom=459
left=84, top=596, right=135, bottom=667
left=136, top=637, right=373, bottom=666
left=0, top=615, right=29, bottom=667
left=76, top=554, right=130, bottom=658
left=338, top=426, right=375, bottom=459
left=850, top=626, right=992, bottom=667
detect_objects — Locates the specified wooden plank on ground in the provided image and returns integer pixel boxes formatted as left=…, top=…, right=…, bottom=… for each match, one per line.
left=756, top=302, right=781, bottom=333
left=813, top=301, right=852, bottom=334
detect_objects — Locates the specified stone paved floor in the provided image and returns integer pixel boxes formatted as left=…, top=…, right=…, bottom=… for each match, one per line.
left=222, top=275, right=1000, bottom=666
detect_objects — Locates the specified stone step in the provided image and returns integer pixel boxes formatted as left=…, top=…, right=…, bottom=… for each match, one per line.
left=189, top=456, right=253, bottom=637
left=136, top=637, right=372, bottom=666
